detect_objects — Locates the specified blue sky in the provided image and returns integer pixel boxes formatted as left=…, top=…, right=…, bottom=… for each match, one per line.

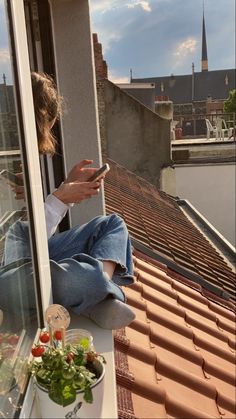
left=0, top=0, right=11, bottom=83
left=0, top=0, right=235, bottom=85
left=90, top=0, right=235, bottom=82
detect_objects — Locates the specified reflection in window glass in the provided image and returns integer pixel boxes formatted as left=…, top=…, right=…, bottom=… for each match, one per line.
left=0, top=1, right=39, bottom=417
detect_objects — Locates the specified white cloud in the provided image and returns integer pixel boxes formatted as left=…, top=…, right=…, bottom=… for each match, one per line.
left=96, top=30, right=122, bottom=53
left=90, top=0, right=151, bottom=14
left=127, top=1, right=151, bottom=12
left=90, top=0, right=120, bottom=14
left=174, top=38, right=197, bottom=58
left=172, top=38, right=198, bottom=69
left=90, top=1, right=124, bottom=52
left=108, top=69, right=130, bottom=83
left=0, top=49, right=10, bottom=62
left=90, top=0, right=152, bottom=54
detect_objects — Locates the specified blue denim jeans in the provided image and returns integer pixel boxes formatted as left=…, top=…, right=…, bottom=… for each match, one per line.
left=2, top=214, right=134, bottom=314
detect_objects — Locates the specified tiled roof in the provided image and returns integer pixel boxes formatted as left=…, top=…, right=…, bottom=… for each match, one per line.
left=104, top=159, right=235, bottom=418
left=114, top=250, right=236, bottom=419
left=131, top=68, right=235, bottom=103
left=104, top=159, right=236, bottom=303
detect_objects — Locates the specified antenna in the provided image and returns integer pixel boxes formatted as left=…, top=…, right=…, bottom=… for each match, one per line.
left=130, top=68, right=133, bottom=82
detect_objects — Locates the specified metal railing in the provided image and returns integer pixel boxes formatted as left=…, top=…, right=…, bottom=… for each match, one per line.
left=173, top=112, right=235, bottom=138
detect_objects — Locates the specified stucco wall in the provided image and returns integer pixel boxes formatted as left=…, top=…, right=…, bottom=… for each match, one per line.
left=50, top=0, right=104, bottom=226
left=119, top=86, right=156, bottom=111
left=155, top=101, right=173, bottom=119
left=102, top=80, right=171, bottom=187
left=50, top=0, right=104, bottom=225
left=161, top=163, right=236, bottom=247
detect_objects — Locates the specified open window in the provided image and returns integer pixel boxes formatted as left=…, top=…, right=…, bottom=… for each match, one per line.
left=1, top=0, right=114, bottom=417
left=0, top=1, right=51, bottom=416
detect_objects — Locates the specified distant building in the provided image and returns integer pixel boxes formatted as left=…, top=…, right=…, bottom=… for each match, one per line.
left=0, top=74, right=18, bottom=150
left=132, top=68, right=235, bottom=116
left=93, top=33, right=172, bottom=187
left=116, top=82, right=156, bottom=111
left=131, top=10, right=235, bottom=136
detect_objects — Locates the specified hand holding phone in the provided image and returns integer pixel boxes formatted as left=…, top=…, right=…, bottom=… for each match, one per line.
left=0, top=170, right=23, bottom=187
left=88, top=163, right=110, bottom=182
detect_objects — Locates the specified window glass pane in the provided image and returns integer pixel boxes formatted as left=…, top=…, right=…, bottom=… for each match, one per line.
left=0, top=1, right=39, bottom=416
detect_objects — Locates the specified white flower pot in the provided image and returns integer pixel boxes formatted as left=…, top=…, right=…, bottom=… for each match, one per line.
left=36, top=360, right=105, bottom=419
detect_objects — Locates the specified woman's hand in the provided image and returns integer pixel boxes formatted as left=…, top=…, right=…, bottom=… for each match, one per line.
left=65, top=160, right=99, bottom=183
left=12, top=172, right=25, bottom=200
left=53, top=180, right=100, bottom=204
left=12, top=185, right=25, bottom=200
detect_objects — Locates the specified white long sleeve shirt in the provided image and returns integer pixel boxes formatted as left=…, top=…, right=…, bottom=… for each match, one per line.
left=44, top=193, right=69, bottom=239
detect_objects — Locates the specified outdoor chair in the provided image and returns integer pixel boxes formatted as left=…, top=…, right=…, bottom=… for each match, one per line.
left=216, top=118, right=233, bottom=140
left=205, top=119, right=218, bottom=140
left=170, top=120, right=178, bottom=141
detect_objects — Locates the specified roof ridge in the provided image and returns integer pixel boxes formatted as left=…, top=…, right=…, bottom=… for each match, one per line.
left=132, top=68, right=235, bottom=80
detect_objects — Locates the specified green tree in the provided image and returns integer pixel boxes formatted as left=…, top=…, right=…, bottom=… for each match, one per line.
left=224, top=89, right=236, bottom=113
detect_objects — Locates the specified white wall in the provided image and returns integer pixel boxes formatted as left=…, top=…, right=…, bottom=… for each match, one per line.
left=163, top=163, right=236, bottom=247
left=50, top=0, right=104, bottom=226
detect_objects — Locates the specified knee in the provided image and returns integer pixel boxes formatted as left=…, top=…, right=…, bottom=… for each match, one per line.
left=7, top=220, right=28, bottom=238
left=92, top=213, right=128, bottom=236
left=106, top=213, right=127, bottom=229
left=107, top=213, right=124, bottom=223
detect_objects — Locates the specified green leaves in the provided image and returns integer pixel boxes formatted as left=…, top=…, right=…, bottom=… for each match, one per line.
left=29, top=342, right=105, bottom=407
left=224, top=89, right=236, bottom=113
left=62, top=365, right=76, bottom=380
left=36, top=368, right=52, bottom=387
left=49, top=381, right=76, bottom=407
left=84, top=385, right=93, bottom=404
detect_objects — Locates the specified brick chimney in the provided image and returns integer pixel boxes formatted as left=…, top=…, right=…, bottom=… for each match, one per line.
left=93, top=33, right=108, bottom=80
left=92, top=34, right=108, bottom=155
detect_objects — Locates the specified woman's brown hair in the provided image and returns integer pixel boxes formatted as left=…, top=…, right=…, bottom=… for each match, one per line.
left=31, top=72, right=61, bottom=155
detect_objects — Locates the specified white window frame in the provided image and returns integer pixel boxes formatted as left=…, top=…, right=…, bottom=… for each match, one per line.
left=9, top=0, right=52, bottom=313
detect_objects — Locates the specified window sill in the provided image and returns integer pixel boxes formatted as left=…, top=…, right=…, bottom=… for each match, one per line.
left=22, top=312, right=117, bottom=418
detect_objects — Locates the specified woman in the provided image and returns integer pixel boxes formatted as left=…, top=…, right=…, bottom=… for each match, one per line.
left=3, top=72, right=135, bottom=329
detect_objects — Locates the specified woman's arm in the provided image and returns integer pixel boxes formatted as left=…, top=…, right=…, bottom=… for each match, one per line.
left=12, top=160, right=102, bottom=239
left=46, top=179, right=100, bottom=238
left=44, top=193, right=69, bottom=238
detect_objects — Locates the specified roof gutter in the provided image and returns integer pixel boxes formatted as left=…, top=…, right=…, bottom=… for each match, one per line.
left=177, top=199, right=236, bottom=266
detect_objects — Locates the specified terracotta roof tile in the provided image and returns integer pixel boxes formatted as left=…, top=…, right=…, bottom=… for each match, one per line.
left=114, top=252, right=236, bottom=419
left=104, top=159, right=235, bottom=417
left=104, top=159, right=236, bottom=302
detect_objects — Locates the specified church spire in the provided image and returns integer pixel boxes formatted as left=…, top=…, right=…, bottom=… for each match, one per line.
left=201, top=2, right=208, bottom=71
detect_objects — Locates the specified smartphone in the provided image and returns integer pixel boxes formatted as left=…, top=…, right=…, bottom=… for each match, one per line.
left=88, top=163, right=110, bottom=182
left=0, top=169, right=23, bottom=187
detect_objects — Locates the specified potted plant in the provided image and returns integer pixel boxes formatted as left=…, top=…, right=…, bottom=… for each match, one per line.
left=29, top=329, right=106, bottom=419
